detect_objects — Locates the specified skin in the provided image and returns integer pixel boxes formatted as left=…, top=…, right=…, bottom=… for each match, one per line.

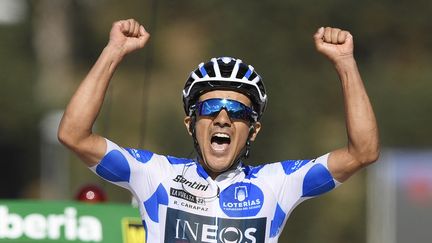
left=314, top=27, right=380, bottom=182
left=58, top=20, right=379, bottom=184
left=58, top=19, right=149, bottom=164
left=184, top=91, right=261, bottom=179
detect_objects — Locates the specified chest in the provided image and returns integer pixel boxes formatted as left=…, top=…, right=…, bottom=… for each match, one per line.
left=161, top=174, right=276, bottom=243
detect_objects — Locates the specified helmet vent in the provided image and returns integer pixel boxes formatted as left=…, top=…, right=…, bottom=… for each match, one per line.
left=236, top=63, right=248, bottom=79
left=194, top=70, right=203, bottom=78
left=257, top=80, right=265, bottom=93
left=203, top=62, right=216, bottom=77
left=219, top=67, right=232, bottom=78
left=217, top=59, right=236, bottom=78
left=248, top=72, right=258, bottom=81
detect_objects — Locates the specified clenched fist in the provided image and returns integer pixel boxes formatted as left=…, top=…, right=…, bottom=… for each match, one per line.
left=108, top=19, right=150, bottom=57
left=314, top=27, right=354, bottom=64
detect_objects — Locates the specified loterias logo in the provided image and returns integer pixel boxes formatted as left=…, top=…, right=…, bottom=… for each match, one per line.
left=219, top=182, right=264, bottom=217
left=164, top=208, right=266, bottom=243
left=0, top=205, right=102, bottom=241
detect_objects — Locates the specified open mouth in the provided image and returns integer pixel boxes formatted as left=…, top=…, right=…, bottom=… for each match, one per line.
left=210, top=133, right=231, bottom=151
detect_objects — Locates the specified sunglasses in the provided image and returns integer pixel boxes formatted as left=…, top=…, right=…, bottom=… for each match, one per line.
left=195, top=98, right=257, bottom=122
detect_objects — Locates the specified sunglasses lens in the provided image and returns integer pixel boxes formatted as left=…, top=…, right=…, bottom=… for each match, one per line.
left=197, top=99, right=254, bottom=121
left=199, top=100, right=220, bottom=116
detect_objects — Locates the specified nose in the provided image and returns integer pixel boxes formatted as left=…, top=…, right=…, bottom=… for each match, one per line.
left=213, top=109, right=231, bottom=127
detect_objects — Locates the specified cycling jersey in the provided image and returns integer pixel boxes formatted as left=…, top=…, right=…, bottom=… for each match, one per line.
left=90, top=139, right=341, bottom=243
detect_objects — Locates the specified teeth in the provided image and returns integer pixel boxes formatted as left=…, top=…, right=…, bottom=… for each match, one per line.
left=214, top=133, right=230, bottom=138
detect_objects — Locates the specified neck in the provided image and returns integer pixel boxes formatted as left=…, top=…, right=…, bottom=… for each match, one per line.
left=198, top=158, right=240, bottom=180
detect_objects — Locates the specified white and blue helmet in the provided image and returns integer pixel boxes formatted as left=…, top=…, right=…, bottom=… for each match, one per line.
left=182, top=57, right=267, bottom=120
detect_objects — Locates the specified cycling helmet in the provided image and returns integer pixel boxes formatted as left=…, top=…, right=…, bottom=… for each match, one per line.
left=183, top=57, right=267, bottom=121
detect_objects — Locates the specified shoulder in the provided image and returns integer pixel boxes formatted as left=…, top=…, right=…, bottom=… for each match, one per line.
left=243, top=159, right=312, bottom=177
left=100, top=139, right=193, bottom=169
left=243, top=154, right=330, bottom=179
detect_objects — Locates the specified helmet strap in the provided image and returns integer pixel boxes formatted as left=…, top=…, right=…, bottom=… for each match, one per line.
left=237, top=124, right=255, bottom=160
left=189, top=115, right=203, bottom=160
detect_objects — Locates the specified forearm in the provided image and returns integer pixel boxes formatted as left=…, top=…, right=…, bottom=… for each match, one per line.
left=335, top=57, right=380, bottom=164
left=58, top=19, right=149, bottom=166
left=58, top=45, right=123, bottom=149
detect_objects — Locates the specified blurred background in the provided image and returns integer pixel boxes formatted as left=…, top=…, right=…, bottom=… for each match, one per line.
left=1, top=0, right=431, bottom=242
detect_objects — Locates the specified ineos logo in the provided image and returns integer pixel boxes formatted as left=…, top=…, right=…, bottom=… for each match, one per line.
left=174, top=220, right=257, bottom=243
left=165, top=208, right=266, bottom=243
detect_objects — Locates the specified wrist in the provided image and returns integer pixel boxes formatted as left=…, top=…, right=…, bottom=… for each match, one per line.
left=95, top=44, right=126, bottom=74
left=103, top=43, right=126, bottom=63
left=333, top=55, right=357, bottom=72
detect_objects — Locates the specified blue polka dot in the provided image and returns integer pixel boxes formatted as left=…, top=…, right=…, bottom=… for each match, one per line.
left=196, top=163, right=209, bottom=179
left=166, top=156, right=193, bottom=165
left=270, top=203, right=286, bottom=238
left=143, top=184, right=168, bottom=223
left=302, top=164, right=335, bottom=197
left=281, top=159, right=311, bottom=175
left=244, top=165, right=264, bottom=179
left=96, top=150, right=130, bottom=182
left=125, top=148, right=153, bottom=163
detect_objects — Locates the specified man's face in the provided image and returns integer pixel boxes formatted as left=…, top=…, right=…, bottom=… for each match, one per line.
left=184, top=90, right=261, bottom=178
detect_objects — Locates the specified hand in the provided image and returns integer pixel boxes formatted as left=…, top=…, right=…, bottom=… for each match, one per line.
left=108, top=19, right=150, bottom=56
left=313, top=27, right=354, bottom=64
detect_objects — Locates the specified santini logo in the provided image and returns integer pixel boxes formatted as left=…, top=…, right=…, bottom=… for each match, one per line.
left=173, top=175, right=209, bottom=191
left=219, top=182, right=264, bottom=217
left=0, top=206, right=102, bottom=242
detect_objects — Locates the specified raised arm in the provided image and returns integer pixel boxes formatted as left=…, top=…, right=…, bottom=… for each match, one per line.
left=313, top=27, right=380, bottom=182
left=58, top=19, right=150, bottom=166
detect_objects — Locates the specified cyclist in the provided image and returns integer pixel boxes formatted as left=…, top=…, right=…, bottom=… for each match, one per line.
left=58, top=19, right=379, bottom=242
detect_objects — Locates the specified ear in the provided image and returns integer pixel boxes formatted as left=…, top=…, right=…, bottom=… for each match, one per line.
left=249, top=122, right=261, bottom=142
left=184, top=116, right=193, bottom=136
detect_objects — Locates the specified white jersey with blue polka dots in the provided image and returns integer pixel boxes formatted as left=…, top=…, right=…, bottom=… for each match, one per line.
left=90, top=139, right=341, bottom=243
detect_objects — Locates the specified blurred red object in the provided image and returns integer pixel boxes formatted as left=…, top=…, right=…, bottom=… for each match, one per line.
left=75, top=184, right=107, bottom=203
